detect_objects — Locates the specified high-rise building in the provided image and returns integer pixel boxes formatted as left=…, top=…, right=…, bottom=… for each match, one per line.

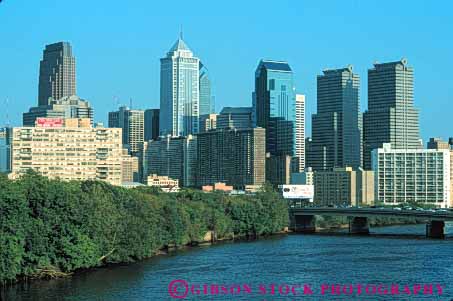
left=311, top=66, right=361, bottom=171
left=295, top=94, right=305, bottom=172
left=38, top=42, right=76, bottom=106
left=144, top=135, right=197, bottom=187
left=427, top=137, right=449, bottom=150
left=23, top=95, right=93, bottom=126
left=265, top=153, right=292, bottom=186
left=0, top=128, right=9, bottom=172
left=314, top=167, right=374, bottom=206
left=427, top=138, right=453, bottom=207
left=199, top=61, right=214, bottom=115
left=9, top=118, right=122, bottom=185
left=199, top=113, right=217, bottom=133
left=108, top=106, right=144, bottom=155
left=160, top=36, right=200, bottom=136
left=197, top=128, right=266, bottom=189
left=121, top=149, right=139, bottom=183
left=217, top=107, right=253, bottom=130
left=144, top=109, right=160, bottom=141
left=363, top=59, right=420, bottom=169
left=372, top=144, right=450, bottom=208
left=253, top=60, right=296, bottom=185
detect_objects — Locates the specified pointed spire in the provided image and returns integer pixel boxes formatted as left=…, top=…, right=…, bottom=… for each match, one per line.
left=180, top=24, right=183, bottom=40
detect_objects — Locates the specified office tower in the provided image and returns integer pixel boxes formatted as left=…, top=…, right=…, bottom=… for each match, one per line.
left=10, top=118, right=122, bottom=185
left=427, top=137, right=449, bottom=150
left=372, top=144, right=450, bottom=208
left=295, top=94, right=305, bottom=172
left=363, top=59, right=420, bottom=169
left=38, top=42, right=76, bottom=106
left=23, top=95, right=93, bottom=126
left=199, top=61, right=214, bottom=115
left=197, top=128, right=266, bottom=189
left=310, top=66, right=361, bottom=171
left=108, top=106, right=144, bottom=155
left=253, top=60, right=296, bottom=185
left=144, top=135, right=197, bottom=187
left=144, top=109, right=160, bottom=141
left=160, top=36, right=200, bottom=136
left=313, top=167, right=374, bottom=207
left=265, top=154, right=292, bottom=185
left=199, top=113, right=217, bottom=133
left=0, top=128, right=8, bottom=172
left=216, top=107, right=253, bottom=129
left=121, top=149, right=139, bottom=183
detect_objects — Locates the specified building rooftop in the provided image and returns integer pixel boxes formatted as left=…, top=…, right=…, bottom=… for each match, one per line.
left=168, top=38, right=191, bottom=53
left=220, top=107, right=252, bottom=115
left=258, top=60, right=292, bottom=72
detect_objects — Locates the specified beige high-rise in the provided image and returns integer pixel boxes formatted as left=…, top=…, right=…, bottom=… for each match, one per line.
left=9, top=118, right=122, bottom=185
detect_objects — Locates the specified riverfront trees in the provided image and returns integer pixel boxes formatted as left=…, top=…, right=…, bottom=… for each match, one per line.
left=0, top=172, right=288, bottom=283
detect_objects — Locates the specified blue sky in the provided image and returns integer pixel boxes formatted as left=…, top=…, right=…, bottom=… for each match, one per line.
left=1, top=0, right=452, bottom=142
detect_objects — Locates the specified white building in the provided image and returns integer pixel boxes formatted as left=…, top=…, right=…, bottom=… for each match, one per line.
left=295, top=94, right=305, bottom=172
left=372, top=143, right=450, bottom=208
left=160, top=36, right=200, bottom=136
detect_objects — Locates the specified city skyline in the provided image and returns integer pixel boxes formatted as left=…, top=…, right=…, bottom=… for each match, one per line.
left=1, top=1, right=453, bottom=144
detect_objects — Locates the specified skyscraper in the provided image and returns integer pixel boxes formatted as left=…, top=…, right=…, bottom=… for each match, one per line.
left=38, top=42, right=76, bottom=106
left=363, top=59, right=420, bottom=169
left=144, top=109, right=160, bottom=141
left=253, top=60, right=296, bottom=185
left=295, top=94, right=305, bottom=172
left=310, top=66, right=361, bottom=171
left=160, top=36, right=200, bottom=137
left=199, top=61, right=214, bottom=115
left=108, top=106, right=144, bottom=156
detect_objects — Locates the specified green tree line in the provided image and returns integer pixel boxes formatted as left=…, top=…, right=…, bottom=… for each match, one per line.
left=0, top=172, right=288, bottom=283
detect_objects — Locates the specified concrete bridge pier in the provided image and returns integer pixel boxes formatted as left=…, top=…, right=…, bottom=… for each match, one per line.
left=426, top=221, right=445, bottom=239
left=293, top=215, right=316, bottom=233
left=349, top=217, right=370, bottom=235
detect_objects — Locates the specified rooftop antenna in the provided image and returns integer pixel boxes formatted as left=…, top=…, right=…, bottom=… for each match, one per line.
left=129, top=97, right=132, bottom=109
left=4, top=97, right=10, bottom=127
left=113, top=95, right=119, bottom=110
left=180, top=24, right=183, bottom=40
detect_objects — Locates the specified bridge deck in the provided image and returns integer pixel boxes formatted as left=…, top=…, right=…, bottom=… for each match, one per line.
left=289, top=207, right=453, bottom=221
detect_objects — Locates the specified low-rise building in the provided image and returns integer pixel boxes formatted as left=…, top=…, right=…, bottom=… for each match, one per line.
left=314, top=167, right=374, bottom=206
left=202, top=182, right=233, bottom=192
left=291, top=167, right=314, bottom=185
left=9, top=118, right=122, bottom=185
left=147, top=174, right=179, bottom=192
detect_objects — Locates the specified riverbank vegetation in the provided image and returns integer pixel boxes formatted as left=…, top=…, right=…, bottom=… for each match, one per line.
left=0, top=172, right=288, bottom=283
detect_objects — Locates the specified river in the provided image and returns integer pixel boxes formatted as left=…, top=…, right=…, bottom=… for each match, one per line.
left=3, top=224, right=453, bottom=300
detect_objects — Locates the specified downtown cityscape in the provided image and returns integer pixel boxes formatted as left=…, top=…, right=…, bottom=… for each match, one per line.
left=1, top=1, right=453, bottom=300
left=1, top=37, right=452, bottom=209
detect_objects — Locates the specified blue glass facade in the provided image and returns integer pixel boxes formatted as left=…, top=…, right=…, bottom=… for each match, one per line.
left=254, top=60, right=296, bottom=156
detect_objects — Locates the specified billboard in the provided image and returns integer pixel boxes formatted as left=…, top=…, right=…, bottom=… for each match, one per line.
left=36, top=118, right=64, bottom=128
left=281, top=185, right=314, bottom=199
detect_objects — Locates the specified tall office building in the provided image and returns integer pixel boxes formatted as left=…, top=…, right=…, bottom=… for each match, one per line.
left=108, top=106, right=144, bottom=155
left=363, top=59, right=420, bottom=169
left=23, top=95, right=93, bottom=126
left=160, top=36, right=200, bottom=136
left=38, top=42, right=76, bottom=106
left=310, top=66, right=361, bottom=171
left=217, top=107, right=253, bottom=129
left=0, top=128, right=9, bottom=172
left=295, top=94, right=305, bottom=172
left=144, top=135, right=197, bottom=187
left=9, top=118, right=122, bottom=185
left=199, top=61, right=214, bottom=115
left=253, top=60, right=296, bottom=185
left=197, top=128, right=265, bottom=189
left=144, top=109, right=160, bottom=141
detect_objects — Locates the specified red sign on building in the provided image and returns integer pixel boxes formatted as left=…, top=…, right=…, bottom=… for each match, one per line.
left=36, top=118, right=64, bottom=128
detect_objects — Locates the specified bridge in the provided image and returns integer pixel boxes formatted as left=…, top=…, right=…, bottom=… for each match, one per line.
left=289, top=206, right=453, bottom=239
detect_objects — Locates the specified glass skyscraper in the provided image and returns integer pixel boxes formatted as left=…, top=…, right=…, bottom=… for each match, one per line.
left=160, top=37, right=200, bottom=137
left=254, top=60, right=296, bottom=156
left=199, top=62, right=214, bottom=115
left=363, top=59, right=420, bottom=169
left=38, top=42, right=76, bottom=106
left=309, top=66, right=361, bottom=171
